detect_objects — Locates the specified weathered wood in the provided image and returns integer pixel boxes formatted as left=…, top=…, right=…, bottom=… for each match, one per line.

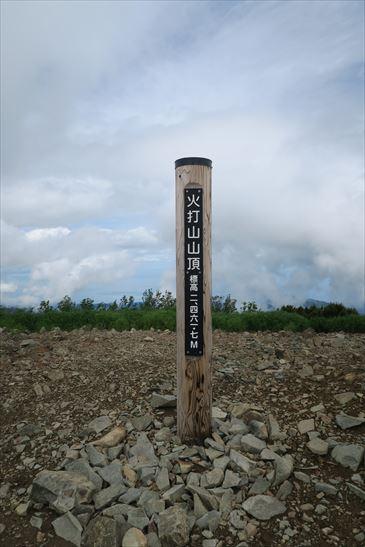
left=175, top=158, right=212, bottom=442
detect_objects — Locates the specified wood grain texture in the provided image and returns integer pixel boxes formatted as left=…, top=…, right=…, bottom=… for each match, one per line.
left=175, top=163, right=212, bottom=442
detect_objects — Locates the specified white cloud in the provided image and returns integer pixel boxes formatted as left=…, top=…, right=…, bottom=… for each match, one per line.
left=0, top=282, right=17, bottom=293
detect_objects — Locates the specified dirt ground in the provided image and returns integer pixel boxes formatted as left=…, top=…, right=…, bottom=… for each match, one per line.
left=0, top=328, right=364, bottom=546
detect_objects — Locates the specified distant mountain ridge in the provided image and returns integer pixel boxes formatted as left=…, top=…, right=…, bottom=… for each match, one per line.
left=303, top=298, right=330, bottom=308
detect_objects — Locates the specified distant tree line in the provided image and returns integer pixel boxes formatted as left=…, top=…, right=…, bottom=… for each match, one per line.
left=279, top=303, right=358, bottom=318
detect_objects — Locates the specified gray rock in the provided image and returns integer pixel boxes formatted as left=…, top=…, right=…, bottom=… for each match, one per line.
left=297, top=419, right=314, bottom=435
left=129, top=433, right=159, bottom=468
left=52, top=512, right=82, bottom=546
left=127, top=507, right=149, bottom=529
left=346, top=482, right=365, bottom=501
left=138, top=466, right=157, bottom=485
left=242, top=495, right=286, bottom=520
left=186, top=485, right=218, bottom=511
left=88, top=416, right=112, bottom=434
left=85, top=445, right=108, bottom=467
left=93, top=483, right=127, bottom=511
left=306, top=438, right=328, bottom=456
left=162, top=484, right=185, bottom=503
left=334, top=392, right=355, bottom=405
left=331, top=444, right=364, bottom=471
left=83, top=516, right=123, bottom=547
left=119, top=488, right=142, bottom=504
left=241, top=434, right=266, bottom=454
left=273, top=455, right=293, bottom=486
left=335, top=414, right=365, bottom=430
left=229, top=509, right=246, bottom=529
left=65, top=459, right=103, bottom=491
left=131, top=416, right=154, bottom=431
left=249, top=420, right=268, bottom=440
left=267, top=414, right=283, bottom=441
left=315, top=483, right=337, bottom=498
left=146, top=532, right=161, bottom=547
left=96, top=462, right=123, bottom=485
left=196, top=511, right=221, bottom=532
left=156, top=468, right=170, bottom=492
left=158, top=505, right=189, bottom=546
left=102, top=503, right=133, bottom=521
left=150, top=393, right=176, bottom=409
left=30, top=516, right=43, bottom=529
left=248, top=477, right=271, bottom=495
left=222, top=470, right=241, bottom=489
left=213, top=456, right=230, bottom=472
left=193, top=493, right=208, bottom=518
left=228, top=421, right=249, bottom=435
left=31, top=470, right=96, bottom=508
left=294, top=471, right=310, bottom=484
left=155, top=428, right=172, bottom=442
left=201, top=469, right=224, bottom=489
left=276, top=480, right=293, bottom=501
left=229, top=449, right=256, bottom=473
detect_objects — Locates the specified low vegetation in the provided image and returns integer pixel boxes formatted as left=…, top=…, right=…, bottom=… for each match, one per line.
left=0, top=291, right=363, bottom=333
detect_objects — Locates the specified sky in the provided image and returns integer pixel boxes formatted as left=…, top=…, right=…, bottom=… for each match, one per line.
left=1, top=0, right=364, bottom=310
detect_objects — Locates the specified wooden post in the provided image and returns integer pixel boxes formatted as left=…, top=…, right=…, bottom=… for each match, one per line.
left=175, top=157, right=212, bottom=442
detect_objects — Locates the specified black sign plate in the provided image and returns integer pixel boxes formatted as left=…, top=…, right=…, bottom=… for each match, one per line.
left=184, top=187, right=204, bottom=356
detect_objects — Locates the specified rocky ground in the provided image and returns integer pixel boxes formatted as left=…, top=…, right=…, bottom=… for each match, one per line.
left=0, top=327, right=364, bottom=547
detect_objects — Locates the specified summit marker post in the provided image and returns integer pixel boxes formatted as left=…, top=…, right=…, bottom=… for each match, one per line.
left=175, top=157, right=212, bottom=442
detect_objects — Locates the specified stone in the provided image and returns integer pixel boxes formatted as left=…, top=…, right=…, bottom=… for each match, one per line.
left=267, top=414, right=283, bottom=441
left=201, top=468, right=224, bottom=488
left=241, top=434, right=266, bottom=454
left=334, top=392, right=355, bottom=405
left=155, top=428, right=172, bottom=442
left=242, top=495, right=286, bottom=520
left=119, top=488, right=142, bottom=505
left=222, top=470, right=241, bottom=489
left=92, top=426, right=127, bottom=447
left=150, top=393, right=176, bottom=409
left=298, top=365, right=313, bottom=378
left=156, top=467, right=170, bottom=492
left=85, top=445, right=108, bottom=467
left=273, top=455, right=293, bottom=486
left=276, top=480, right=293, bottom=501
left=212, top=407, right=227, bottom=419
left=65, top=459, right=103, bottom=491
left=0, top=483, right=11, bottom=499
left=138, top=466, right=157, bottom=484
left=229, top=449, right=256, bottom=473
left=260, top=448, right=277, bottom=461
left=230, top=403, right=250, bottom=418
left=297, top=419, right=314, bottom=435
left=146, top=532, right=161, bottom=547
left=314, top=482, right=337, bottom=496
left=123, top=464, right=137, bottom=485
left=102, top=504, right=131, bottom=522
left=193, top=493, right=208, bottom=518
left=52, top=512, right=82, bottom=546
left=129, top=433, right=159, bottom=468
left=46, top=369, right=65, bottom=382
left=93, top=483, right=127, bottom=511
left=229, top=509, right=246, bottom=529
left=97, top=462, right=123, bottom=485
left=127, top=507, right=149, bottom=529
left=346, top=483, right=365, bottom=501
left=331, top=444, right=364, bottom=472
left=131, top=416, right=154, bottom=431
left=30, top=516, right=43, bottom=529
left=335, top=414, right=365, bottom=430
left=31, top=470, right=96, bottom=507
left=249, top=420, right=268, bottom=440
left=196, top=511, right=221, bottom=532
left=158, top=505, right=189, bottom=546
left=88, top=416, right=112, bottom=434
left=306, top=438, right=328, bottom=456
left=186, top=484, right=219, bottom=511
left=228, top=421, right=249, bottom=435
left=162, top=484, right=185, bottom=503
left=213, top=456, right=230, bottom=472
left=122, top=528, right=147, bottom=547
left=248, top=477, right=271, bottom=495
left=83, top=516, right=123, bottom=547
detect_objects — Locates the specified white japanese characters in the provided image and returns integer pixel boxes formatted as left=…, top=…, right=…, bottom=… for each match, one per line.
left=184, top=188, right=203, bottom=355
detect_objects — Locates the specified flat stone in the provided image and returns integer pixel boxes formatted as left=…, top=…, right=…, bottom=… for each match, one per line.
left=162, top=484, right=185, bottom=503
left=128, top=433, right=159, bottom=468
left=248, top=477, right=271, bottom=495
left=331, top=444, right=364, bottom=471
left=93, top=483, right=127, bottom=511
left=273, top=455, right=293, bottom=486
left=267, top=414, right=283, bottom=441
left=15, top=502, right=31, bottom=516
left=196, top=511, right=221, bottom=532
left=193, top=493, right=208, bottom=518
left=276, top=480, right=293, bottom=501
left=242, top=495, right=286, bottom=520
left=83, top=516, right=123, bottom=547
left=241, top=434, right=266, bottom=454
left=122, top=528, right=147, bottom=547
left=346, top=483, right=365, bottom=501
left=146, top=532, right=160, bottom=547
left=212, top=407, right=227, bottom=419
left=127, top=507, right=149, bottom=529
left=260, top=448, right=277, bottom=461
left=228, top=421, right=249, bottom=435
left=230, top=403, right=250, bottom=418
left=52, top=512, right=82, bottom=547
left=31, top=470, right=96, bottom=508
left=229, top=509, right=246, bottom=529
left=131, top=416, right=154, bottom=431
left=294, top=472, right=310, bottom=484
left=335, top=414, right=365, bottom=430
left=249, top=420, right=268, bottom=440
left=201, top=469, right=224, bottom=489
left=222, top=470, right=241, bottom=489
left=123, top=464, right=137, bottom=486
left=155, top=428, right=172, bottom=442
left=102, top=504, right=129, bottom=523
left=92, top=427, right=127, bottom=448
left=314, top=482, right=337, bottom=497
left=85, top=445, right=108, bottom=467
left=150, top=393, right=176, bottom=409
left=65, top=459, right=103, bottom=491
left=229, top=449, right=256, bottom=473
left=213, top=456, right=230, bottom=472
left=298, top=365, right=313, bottom=378
left=156, top=467, right=170, bottom=492
left=88, top=416, right=112, bottom=434
left=119, top=488, right=142, bottom=505
left=186, top=484, right=218, bottom=511
left=306, top=438, right=328, bottom=456
left=96, top=462, right=123, bottom=485
left=334, top=392, right=356, bottom=405
left=297, top=419, right=314, bottom=435
left=158, top=505, right=189, bottom=546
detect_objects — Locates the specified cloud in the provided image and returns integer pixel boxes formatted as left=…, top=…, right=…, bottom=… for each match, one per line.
left=1, top=0, right=364, bottom=308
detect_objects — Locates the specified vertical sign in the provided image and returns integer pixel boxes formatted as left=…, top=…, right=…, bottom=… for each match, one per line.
left=184, top=188, right=203, bottom=356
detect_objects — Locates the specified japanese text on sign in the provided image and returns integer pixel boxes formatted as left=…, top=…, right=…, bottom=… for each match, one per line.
left=184, top=188, right=203, bottom=356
